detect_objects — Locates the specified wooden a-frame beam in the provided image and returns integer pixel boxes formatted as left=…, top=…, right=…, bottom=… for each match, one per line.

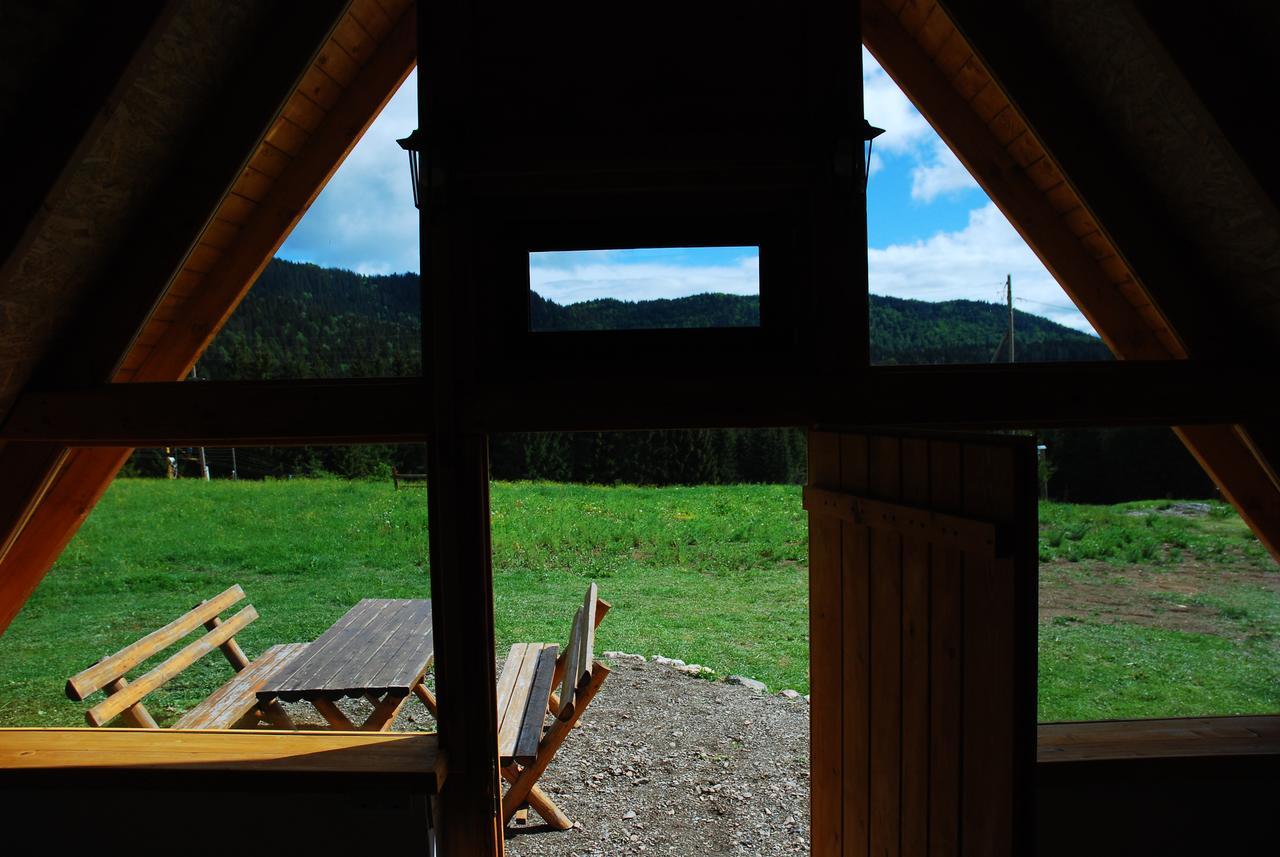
left=0, top=1, right=174, bottom=574
left=0, top=0, right=351, bottom=594
left=0, top=0, right=420, bottom=637
left=864, top=0, right=1280, bottom=562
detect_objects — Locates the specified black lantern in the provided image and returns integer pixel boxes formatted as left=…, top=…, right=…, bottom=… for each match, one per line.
left=396, top=129, right=422, bottom=209
left=863, top=118, right=885, bottom=188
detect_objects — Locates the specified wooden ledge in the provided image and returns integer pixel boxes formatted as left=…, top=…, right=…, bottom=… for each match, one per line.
left=1038, top=715, right=1280, bottom=764
left=0, top=728, right=445, bottom=789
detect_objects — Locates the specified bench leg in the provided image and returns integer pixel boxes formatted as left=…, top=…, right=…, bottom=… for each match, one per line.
left=257, top=700, right=294, bottom=729
left=502, top=663, right=610, bottom=826
left=313, top=698, right=355, bottom=730
left=413, top=681, right=439, bottom=718
left=501, top=767, right=572, bottom=830
left=362, top=690, right=412, bottom=731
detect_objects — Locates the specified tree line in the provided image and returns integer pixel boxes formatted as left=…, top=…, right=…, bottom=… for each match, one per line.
left=123, top=258, right=1215, bottom=501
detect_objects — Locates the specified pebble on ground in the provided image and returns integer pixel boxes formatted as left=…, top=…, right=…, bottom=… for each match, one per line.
left=280, top=655, right=812, bottom=855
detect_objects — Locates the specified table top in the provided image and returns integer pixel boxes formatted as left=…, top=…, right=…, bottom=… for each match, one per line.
left=258, top=599, right=433, bottom=702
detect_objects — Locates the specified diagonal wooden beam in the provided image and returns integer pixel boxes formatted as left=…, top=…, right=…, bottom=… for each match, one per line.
left=861, top=1, right=1169, bottom=361
left=0, top=0, right=358, bottom=635
left=865, top=0, right=1280, bottom=563
left=132, top=3, right=417, bottom=384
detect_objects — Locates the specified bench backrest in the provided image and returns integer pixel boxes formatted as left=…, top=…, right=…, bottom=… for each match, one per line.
left=66, top=584, right=257, bottom=727
left=556, top=582, right=608, bottom=720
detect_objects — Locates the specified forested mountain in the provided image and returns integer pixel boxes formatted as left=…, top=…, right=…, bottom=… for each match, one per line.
left=870, top=295, right=1108, bottom=363
left=199, top=259, right=1107, bottom=376
left=129, top=258, right=1213, bottom=501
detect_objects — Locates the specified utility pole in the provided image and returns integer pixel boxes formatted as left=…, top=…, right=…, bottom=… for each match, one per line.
left=230, top=447, right=238, bottom=481
left=190, top=365, right=210, bottom=481
left=1006, top=273, right=1015, bottom=363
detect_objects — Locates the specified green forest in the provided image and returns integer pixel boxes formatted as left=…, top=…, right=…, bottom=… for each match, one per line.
left=125, top=259, right=1215, bottom=501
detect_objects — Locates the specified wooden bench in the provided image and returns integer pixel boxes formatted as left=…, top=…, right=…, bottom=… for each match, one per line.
left=496, top=582, right=610, bottom=829
left=66, top=585, right=304, bottom=730
left=391, top=468, right=426, bottom=490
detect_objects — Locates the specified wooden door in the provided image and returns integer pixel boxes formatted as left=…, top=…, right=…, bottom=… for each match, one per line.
left=806, top=429, right=1037, bottom=857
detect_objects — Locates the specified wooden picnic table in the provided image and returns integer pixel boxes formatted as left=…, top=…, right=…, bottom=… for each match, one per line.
left=257, top=598, right=437, bottom=731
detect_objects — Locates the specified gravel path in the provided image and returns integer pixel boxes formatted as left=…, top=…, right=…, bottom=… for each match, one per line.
left=280, top=656, right=811, bottom=855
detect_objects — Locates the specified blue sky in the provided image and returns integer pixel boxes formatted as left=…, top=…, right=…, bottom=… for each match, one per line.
left=279, top=53, right=1096, bottom=334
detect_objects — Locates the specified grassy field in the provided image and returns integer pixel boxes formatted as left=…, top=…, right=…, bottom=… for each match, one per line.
left=0, top=480, right=1274, bottom=727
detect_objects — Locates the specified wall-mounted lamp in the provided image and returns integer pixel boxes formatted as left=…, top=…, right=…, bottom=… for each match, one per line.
left=396, top=129, right=422, bottom=209
left=863, top=118, right=885, bottom=189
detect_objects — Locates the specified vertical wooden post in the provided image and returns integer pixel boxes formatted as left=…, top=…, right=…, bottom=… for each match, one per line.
left=420, top=6, right=502, bottom=852
left=807, top=430, right=843, bottom=856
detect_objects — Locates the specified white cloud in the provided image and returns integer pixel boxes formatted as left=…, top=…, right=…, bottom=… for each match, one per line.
left=870, top=202, right=1098, bottom=333
left=277, top=71, right=420, bottom=274
left=863, top=48, right=977, bottom=202
left=910, top=139, right=976, bottom=202
left=863, top=47, right=931, bottom=155
left=530, top=252, right=760, bottom=304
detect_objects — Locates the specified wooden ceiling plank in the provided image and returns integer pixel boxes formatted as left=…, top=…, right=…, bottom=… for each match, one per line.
left=215, top=192, right=259, bottom=225
left=916, top=7, right=953, bottom=55
left=932, top=31, right=970, bottom=76
left=1024, top=157, right=1064, bottom=192
left=989, top=106, right=1026, bottom=147
left=1062, top=208, right=1099, bottom=238
left=1005, top=133, right=1042, bottom=170
left=181, top=243, right=222, bottom=275
left=247, top=142, right=294, bottom=180
left=332, top=13, right=377, bottom=66
left=263, top=116, right=312, bottom=157
left=132, top=321, right=172, bottom=349
left=949, top=56, right=991, bottom=101
left=314, top=41, right=362, bottom=88
left=200, top=219, right=242, bottom=251
left=165, top=270, right=203, bottom=300
left=0, top=3, right=176, bottom=286
left=281, top=92, right=329, bottom=135
left=230, top=166, right=277, bottom=204
left=898, top=1, right=935, bottom=36
left=1043, top=182, right=1080, bottom=213
left=970, top=82, right=1007, bottom=123
left=297, top=64, right=346, bottom=111
left=350, top=0, right=395, bottom=43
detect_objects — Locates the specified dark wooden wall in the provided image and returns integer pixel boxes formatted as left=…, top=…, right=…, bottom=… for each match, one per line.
left=807, top=429, right=1037, bottom=856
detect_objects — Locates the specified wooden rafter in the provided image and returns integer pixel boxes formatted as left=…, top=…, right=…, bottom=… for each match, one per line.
left=0, top=0, right=353, bottom=607
left=864, top=0, right=1280, bottom=562
left=0, top=0, right=417, bottom=636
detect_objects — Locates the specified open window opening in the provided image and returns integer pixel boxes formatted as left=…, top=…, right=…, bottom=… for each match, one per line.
left=1035, top=427, right=1279, bottom=723
left=862, top=48, right=1108, bottom=366
left=527, top=246, right=761, bottom=332
left=0, top=443, right=434, bottom=732
left=491, top=429, right=810, bottom=850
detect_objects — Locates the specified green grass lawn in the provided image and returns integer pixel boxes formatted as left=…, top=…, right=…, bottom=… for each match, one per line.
left=0, top=479, right=1274, bottom=727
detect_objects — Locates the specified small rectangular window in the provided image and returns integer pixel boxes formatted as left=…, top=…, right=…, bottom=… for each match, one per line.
left=528, top=246, right=760, bottom=331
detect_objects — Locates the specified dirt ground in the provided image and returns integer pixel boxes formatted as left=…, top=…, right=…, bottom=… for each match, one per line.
left=282, top=656, right=812, bottom=855
left=1038, top=558, right=1278, bottom=637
